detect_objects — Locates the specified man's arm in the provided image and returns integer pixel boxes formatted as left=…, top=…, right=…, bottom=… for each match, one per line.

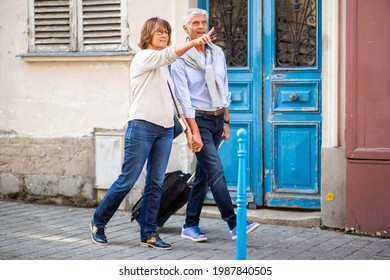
left=222, top=107, right=230, bottom=140
left=171, top=60, right=203, bottom=152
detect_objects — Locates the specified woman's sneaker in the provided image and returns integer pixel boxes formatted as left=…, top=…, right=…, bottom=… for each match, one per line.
left=230, top=221, right=260, bottom=240
left=140, top=235, right=172, bottom=250
left=181, top=225, right=208, bottom=242
left=90, top=221, right=107, bottom=245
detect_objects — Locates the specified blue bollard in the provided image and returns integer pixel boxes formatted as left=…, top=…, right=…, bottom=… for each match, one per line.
left=236, top=128, right=248, bottom=260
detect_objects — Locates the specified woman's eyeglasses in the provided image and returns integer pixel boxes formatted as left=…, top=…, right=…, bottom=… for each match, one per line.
left=155, top=28, right=170, bottom=36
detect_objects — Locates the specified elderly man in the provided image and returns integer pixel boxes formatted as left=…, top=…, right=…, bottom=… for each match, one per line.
left=171, top=8, right=260, bottom=242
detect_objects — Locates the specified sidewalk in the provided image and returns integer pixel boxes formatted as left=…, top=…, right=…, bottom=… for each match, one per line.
left=0, top=199, right=389, bottom=260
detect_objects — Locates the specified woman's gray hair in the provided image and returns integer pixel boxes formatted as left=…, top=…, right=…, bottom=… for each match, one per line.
left=183, top=8, right=209, bottom=27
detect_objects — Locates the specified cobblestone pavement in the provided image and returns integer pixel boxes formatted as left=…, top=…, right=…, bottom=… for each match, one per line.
left=1, top=199, right=389, bottom=260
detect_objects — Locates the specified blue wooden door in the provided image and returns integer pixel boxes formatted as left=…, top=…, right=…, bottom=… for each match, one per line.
left=199, top=0, right=263, bottom=206
left=263, top=0, right=322, bottom=209
left=200, top=0, right=321, bottom=209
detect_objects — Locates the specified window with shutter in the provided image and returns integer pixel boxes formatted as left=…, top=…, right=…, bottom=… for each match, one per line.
left=28, top=0, right=128, bottom=53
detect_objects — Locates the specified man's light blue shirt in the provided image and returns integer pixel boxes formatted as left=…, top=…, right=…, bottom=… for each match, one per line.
left=171, top=44, right=230, bottom=119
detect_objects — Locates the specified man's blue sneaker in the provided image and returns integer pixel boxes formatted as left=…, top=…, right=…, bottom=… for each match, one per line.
left=230, top=221, right=260, bottom=240
left=90, top=221, right=107, bottom=245
left=181, top=225, right=208, bottom=242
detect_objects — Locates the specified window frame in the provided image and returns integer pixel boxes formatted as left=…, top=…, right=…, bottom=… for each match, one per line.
left=27, top=0, right=130, bottom=55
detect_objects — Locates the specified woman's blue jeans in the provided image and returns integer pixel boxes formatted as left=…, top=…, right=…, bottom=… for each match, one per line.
left=185, top=113, right=237, bottom=230
left=93, top=120, right=173, bottom=241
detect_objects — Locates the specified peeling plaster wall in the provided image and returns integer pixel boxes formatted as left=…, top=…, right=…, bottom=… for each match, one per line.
left=0, top=0, right=195, bottom=207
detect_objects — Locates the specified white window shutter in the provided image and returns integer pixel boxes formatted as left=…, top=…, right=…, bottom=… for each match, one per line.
left=31, top=0, right=77, bottom=52
left=80, top=0, right=127, bottom=51
left=29, top=0, right=128, bottom=53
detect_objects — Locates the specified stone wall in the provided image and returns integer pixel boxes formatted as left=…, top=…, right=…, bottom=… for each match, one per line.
left=0, top=135, right=96, bottom=206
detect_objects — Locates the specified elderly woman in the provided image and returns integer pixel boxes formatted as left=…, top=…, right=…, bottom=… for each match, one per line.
left=90, top=17, right=214, bottom=250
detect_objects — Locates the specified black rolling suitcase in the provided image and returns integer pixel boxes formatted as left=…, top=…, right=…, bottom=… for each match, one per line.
left=130, top=170, right=192, bottom=227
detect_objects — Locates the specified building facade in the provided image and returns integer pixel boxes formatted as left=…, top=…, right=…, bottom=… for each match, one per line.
left=0, top=0, right=388, bottom=237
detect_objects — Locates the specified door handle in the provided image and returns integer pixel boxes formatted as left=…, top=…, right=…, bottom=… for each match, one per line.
left=289, top=93, right=299, bottom=102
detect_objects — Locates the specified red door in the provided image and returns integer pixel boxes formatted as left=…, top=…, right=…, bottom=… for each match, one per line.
left=346, top=0, right=390, bottom=237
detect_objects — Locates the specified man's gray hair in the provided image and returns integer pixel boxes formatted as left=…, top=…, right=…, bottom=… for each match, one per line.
left=183, top=8, right=209, bottom=27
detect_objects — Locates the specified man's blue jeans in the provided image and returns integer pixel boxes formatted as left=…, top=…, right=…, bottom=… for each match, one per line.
left=93, top=120, right=173, bottom=241
left=185, top=113, right=237, bottom=230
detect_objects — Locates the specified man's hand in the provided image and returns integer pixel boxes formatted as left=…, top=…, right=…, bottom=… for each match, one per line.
left=191, top=132, right=203, bottom=152
left=222, top=123, right=230, bottom=140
